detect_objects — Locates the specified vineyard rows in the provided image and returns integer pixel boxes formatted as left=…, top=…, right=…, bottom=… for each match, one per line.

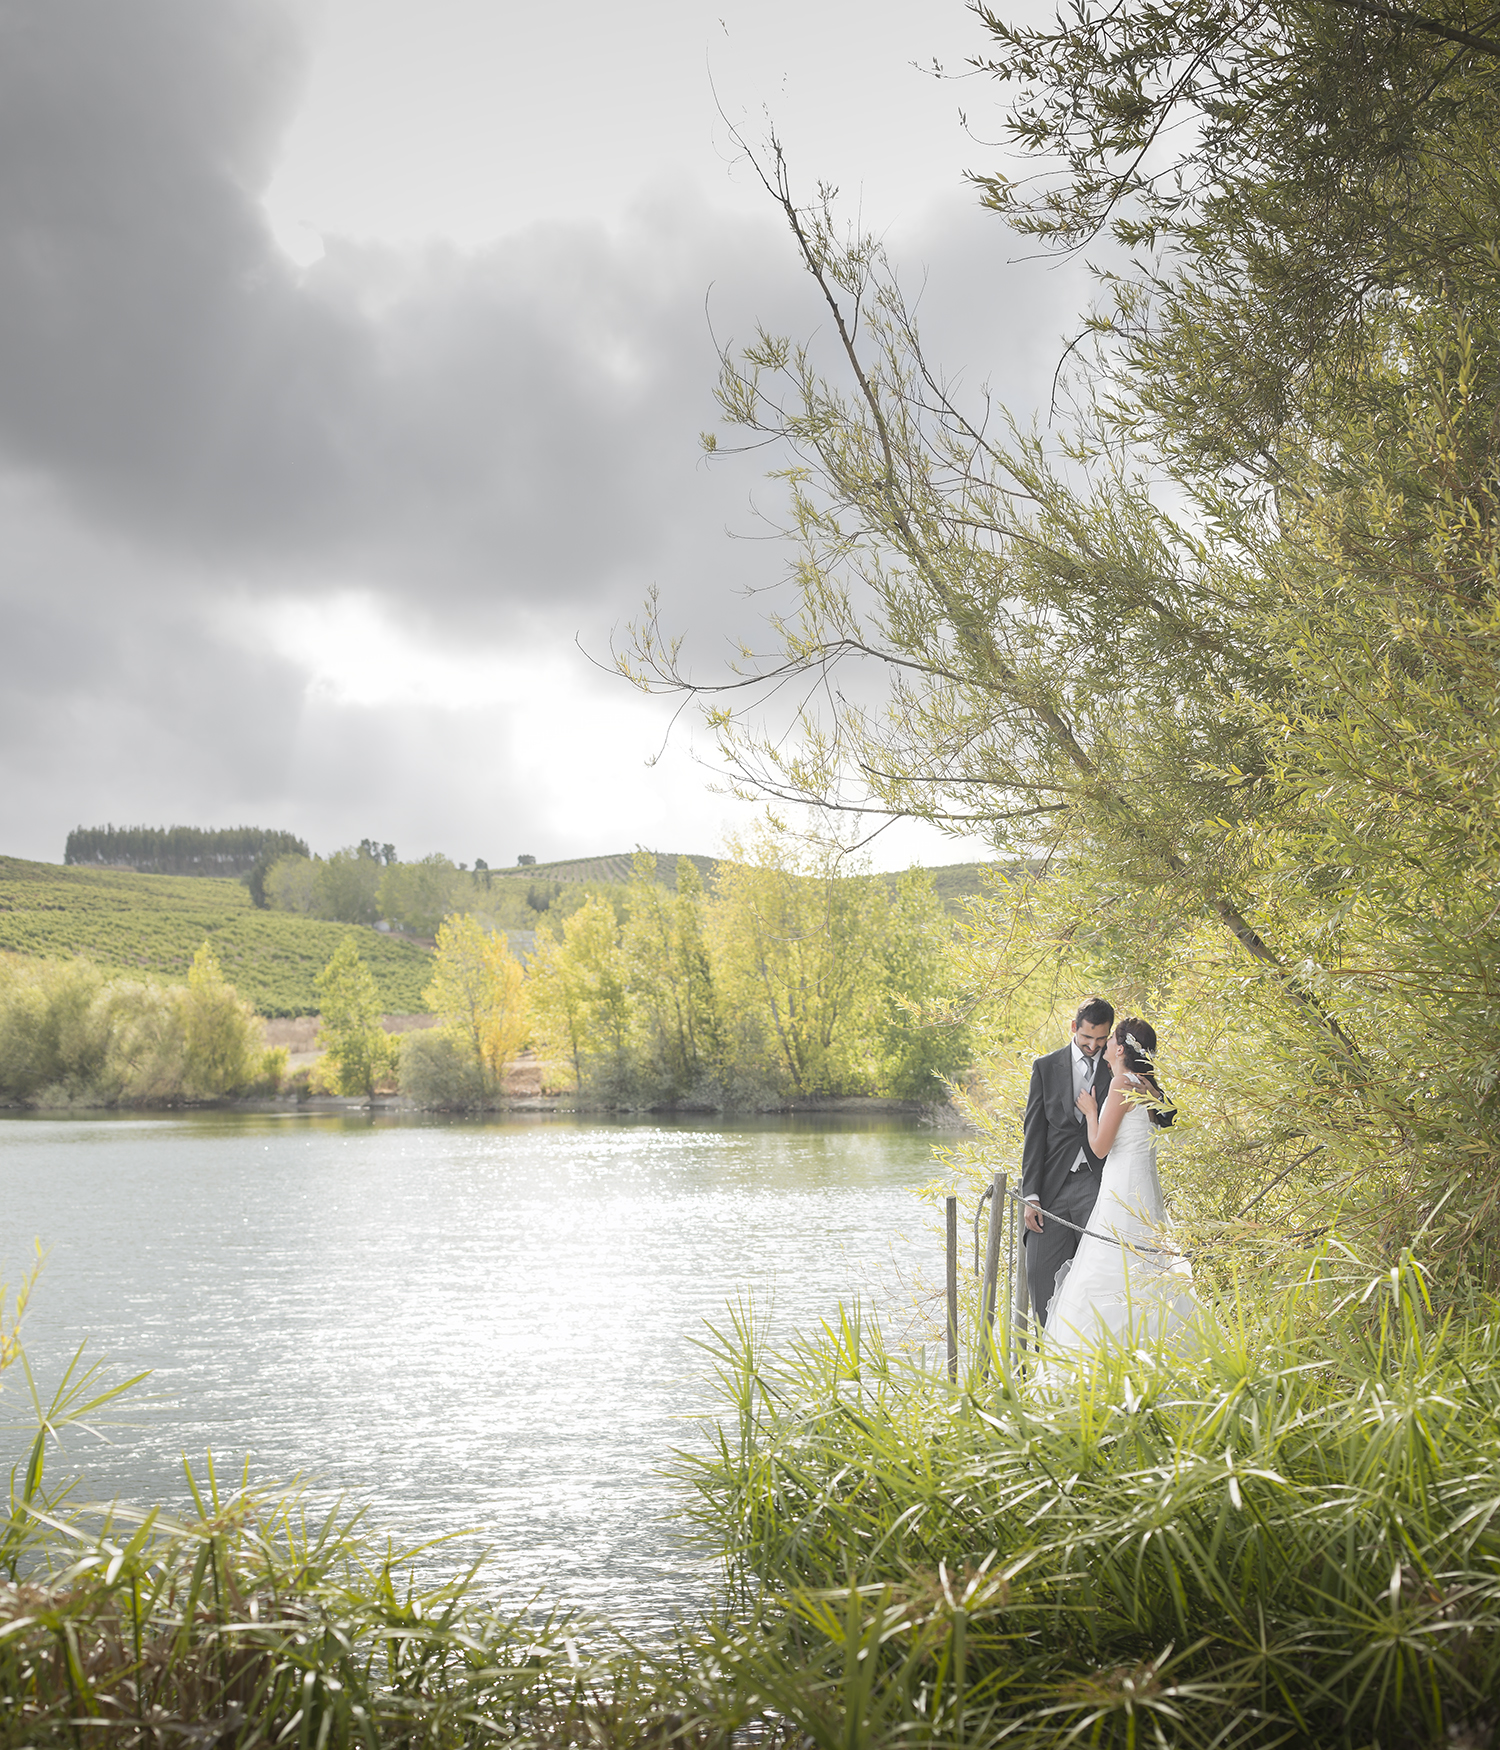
left=0, top=856, right=431, bottom=1015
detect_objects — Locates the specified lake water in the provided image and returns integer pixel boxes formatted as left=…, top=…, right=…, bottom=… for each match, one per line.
left=0, top=1111, right=949, bottom=1629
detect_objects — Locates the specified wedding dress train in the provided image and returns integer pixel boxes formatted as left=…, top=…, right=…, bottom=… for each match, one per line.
left=1044, top=1102, right=1196, bottom=1355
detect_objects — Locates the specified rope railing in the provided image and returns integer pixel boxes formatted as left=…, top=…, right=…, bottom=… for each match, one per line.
left=995, top=1184, right=1185, bottom=1258
left=950, top=1173, right=1187, bottom=1378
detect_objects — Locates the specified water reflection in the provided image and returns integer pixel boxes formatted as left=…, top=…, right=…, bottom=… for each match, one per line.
left=0, top=1112, right=943, bottom=1628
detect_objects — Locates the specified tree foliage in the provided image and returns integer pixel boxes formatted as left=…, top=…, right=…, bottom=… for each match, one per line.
left=620, top=6, right=1500, bottom=1265
left=528, top=843, right=969, bottom=1105
left=181, top=942, right=263, bottom=1097
left=263, top=848, right=590, bottom=938
left=423, top=915, right=529, bottom=1095
left=64, top=825, right=308, bottom=878
left=529, top=893, right=634, bottom=1098
left=315, top=940, right=396, bottom=1098
left=0, top=949, right=278, bottom=1105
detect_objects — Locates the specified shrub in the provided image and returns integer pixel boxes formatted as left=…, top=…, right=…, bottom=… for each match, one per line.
left=244, top=1044, right=288, bottom=1095
left=0, top=958, right=107, bottom=1100
left=398, top=1027, right=490, bottom=1108
left=94, top=980, right=188, bottom=1103
left=181, top=942, right=261, bottom=1097
left=682, top=1253, right=1500, bottom=1750
left=0, top=950, right=275, bottom=1106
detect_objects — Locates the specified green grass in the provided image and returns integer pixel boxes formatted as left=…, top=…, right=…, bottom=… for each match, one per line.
left=0, top=856, right=431, bottom=1016
left=0, top=1304, right=690, bottom=1749
left=680, top=1253, right=1500, bottom=1749
left=0, top=1462, right=608, bottom=1749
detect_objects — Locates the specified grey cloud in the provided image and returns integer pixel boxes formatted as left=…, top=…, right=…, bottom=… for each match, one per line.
left=0, top=0, right=1091, bottom=865
left=0, top=0, right=1080, bottom=622
left=0, top=0, right=823, bottom=613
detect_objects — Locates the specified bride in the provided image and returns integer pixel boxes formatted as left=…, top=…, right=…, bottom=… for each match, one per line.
left=1044, top=1017, right=1196, bottom=1355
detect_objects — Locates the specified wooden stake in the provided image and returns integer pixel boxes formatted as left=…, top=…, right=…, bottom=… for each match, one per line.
left=945, top=1194, right=959, bottom=1381
left=980, top=1172, right=1006, bottom=1377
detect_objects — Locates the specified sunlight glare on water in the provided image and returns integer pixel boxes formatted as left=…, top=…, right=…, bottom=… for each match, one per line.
left=0, top=1111, right=947, bottom=1628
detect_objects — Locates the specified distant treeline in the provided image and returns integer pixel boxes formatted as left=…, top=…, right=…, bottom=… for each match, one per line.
left=64, top=826, right=310, bottom=878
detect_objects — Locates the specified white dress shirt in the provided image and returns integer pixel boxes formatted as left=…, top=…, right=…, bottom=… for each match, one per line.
left=1069, top=1040, right=1099, bottom=1171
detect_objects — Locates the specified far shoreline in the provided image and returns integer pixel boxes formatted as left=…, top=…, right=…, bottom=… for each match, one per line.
left=0, top=1090, right=973, bottom=1128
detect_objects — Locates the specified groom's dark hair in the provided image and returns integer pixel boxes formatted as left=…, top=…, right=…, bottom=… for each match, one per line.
left=1073, top=995, right=1115, bottom=1029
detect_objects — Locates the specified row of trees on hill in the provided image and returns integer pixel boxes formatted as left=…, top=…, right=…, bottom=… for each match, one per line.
left=258, top=845, right=567, bottom=936
left=616, top=0, right=1500, bottom=1276
left=64, top=825, right=309, bottom=878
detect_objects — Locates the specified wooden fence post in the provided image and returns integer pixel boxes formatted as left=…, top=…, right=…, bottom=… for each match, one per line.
left=945, top=1194, right=959, bottom=1381
left=980, top=1172, right=1006, bottom=1376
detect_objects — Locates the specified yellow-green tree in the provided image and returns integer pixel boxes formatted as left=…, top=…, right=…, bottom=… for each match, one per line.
left=874, top=869, right=971, bottom=1099
left=424, top=914, right=528, bottom=1092
left=528, top=894, right=631, bottom=1095
left=181, top=941, right=261, bottom=1097
left=620, top=854, right=720, bottom=1099
left=316, top=938, right=395, bottom=1097
left=706, top=831, right=886, bottom=1097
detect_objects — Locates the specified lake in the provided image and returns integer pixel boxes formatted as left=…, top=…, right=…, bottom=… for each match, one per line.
left=0, top=1110, right=951, bottom=1629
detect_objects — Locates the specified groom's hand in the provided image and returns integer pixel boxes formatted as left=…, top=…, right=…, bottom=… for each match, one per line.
left=1023, top=1199, right=1044, bottom=1233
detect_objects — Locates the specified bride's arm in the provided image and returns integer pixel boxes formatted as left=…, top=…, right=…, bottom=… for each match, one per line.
left=1079, top=1082, right=1129, bottom=1156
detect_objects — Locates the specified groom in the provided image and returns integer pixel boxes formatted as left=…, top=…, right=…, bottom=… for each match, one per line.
left=1021, top=995, right=1115, bottom=1327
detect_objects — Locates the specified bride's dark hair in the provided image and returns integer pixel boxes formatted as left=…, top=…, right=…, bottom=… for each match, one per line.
left=1115, top=1017, right=1176, bottom=1128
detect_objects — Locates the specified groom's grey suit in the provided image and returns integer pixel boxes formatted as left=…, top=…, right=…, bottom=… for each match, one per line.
left=1021, top=1043, right=1113, bottom=1327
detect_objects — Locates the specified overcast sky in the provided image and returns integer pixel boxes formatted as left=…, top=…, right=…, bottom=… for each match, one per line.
left=0, top=0, right=1086, bottom=871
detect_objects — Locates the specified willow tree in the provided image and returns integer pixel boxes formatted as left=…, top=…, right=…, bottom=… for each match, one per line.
left=620, top=2, right=1500, bottom=1265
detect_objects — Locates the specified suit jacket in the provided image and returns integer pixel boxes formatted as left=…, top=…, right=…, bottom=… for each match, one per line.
left=1020, top=1043, right=1113, bottom=1215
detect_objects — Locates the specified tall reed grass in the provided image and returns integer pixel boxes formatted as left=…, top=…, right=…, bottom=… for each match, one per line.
left=678, top=1254, right=1500, bottom=1748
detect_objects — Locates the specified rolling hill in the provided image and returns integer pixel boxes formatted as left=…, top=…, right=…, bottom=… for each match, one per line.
left=492, top=851, right=717, bottom=888
left=0, top=856, right=432, bottom=1016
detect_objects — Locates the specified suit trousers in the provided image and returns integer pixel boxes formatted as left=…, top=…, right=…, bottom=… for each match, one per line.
left=1026, top=1165, right=1102, bottom=1327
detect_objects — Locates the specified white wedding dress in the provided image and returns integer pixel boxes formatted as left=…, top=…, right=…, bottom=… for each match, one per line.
left=1044, top=1101, right=1197, bottom=1356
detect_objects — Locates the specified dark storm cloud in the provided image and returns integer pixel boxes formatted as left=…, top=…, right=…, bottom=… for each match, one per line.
left=0, top=494, right=307, bottom=847
left=0, top=0, right=820, bottom=611
left=0, top=0, right=1085, bottom=613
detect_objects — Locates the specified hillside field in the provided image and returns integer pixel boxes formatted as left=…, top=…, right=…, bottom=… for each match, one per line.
left=492, top=851, right=717, bottom=888
left=499, top=850, right=1001, bottom=911
left=0, top=856, right=432, bottom=1016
